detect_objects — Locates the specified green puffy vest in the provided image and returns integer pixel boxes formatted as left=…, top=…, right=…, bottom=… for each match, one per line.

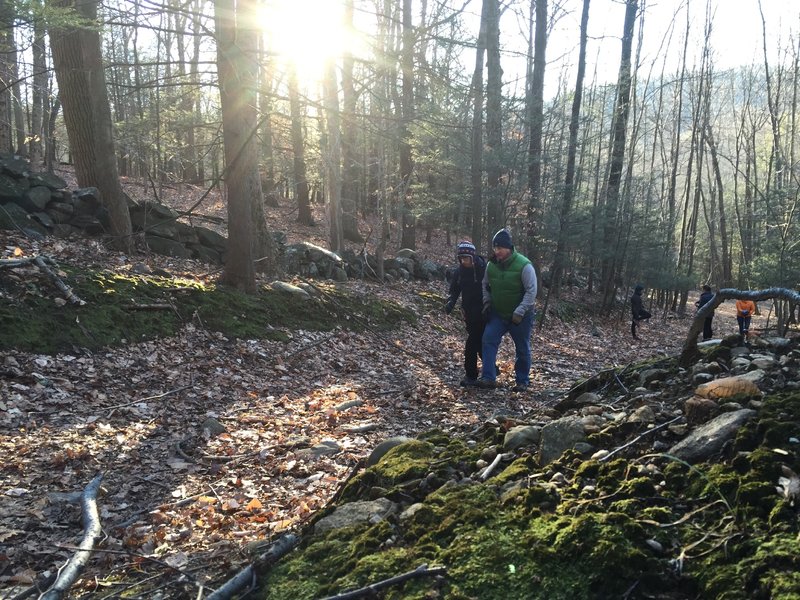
left=487, top=252, right=531, bottom=320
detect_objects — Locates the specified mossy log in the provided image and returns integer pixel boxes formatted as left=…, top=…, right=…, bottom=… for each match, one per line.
left=680, top=287, right=800, bottom=367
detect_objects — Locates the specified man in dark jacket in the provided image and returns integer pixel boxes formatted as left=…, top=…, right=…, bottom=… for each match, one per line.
left=445, top=241, right=487, bottom=386
left=631, top=284, right=652, bottom=339
left=695, top=284, right=715, bottom=341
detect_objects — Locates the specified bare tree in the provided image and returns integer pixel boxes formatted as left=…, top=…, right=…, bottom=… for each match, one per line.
left=49, top=0, right=133, bottom=252
left=215, top=0, right=265, bottom=291
left=600, top=0, right=637, bottom=308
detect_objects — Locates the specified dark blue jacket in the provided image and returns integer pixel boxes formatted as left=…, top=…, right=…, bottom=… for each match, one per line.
left=697, top=291, right=715, bottom=314
left=447, top=256, right=486, bottom=319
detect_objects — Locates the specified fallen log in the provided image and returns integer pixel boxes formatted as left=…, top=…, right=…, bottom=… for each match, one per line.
left=39, top=473, right=104, bottom=600
left=680, top=288, right=800, bottom=367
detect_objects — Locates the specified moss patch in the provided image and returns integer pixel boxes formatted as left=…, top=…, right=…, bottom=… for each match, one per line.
left=256, top=393, right=800, bottom=599
left=0, top=269, right=415, bottom=353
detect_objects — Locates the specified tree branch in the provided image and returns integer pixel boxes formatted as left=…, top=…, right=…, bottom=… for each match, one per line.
left=317, top=564, right=448, bottom=600
left=39, top=474, right=104, bottom=600
left=680, top=288, right=800, bottom=366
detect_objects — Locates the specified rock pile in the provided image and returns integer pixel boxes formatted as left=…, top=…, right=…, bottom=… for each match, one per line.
left=251, top=334, right=800, bottom=597
left=0, top=154, right=446, bottom=282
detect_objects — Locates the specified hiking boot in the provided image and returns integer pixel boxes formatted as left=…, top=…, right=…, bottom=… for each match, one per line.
left=511, top=383, right=529, bottom=392
left=476, top=378, right=498, bottom=389
left=460, top=377, right=479, bottom=387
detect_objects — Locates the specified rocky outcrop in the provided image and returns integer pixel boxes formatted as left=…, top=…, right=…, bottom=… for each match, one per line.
left=0, top=154, right=447, bottom=283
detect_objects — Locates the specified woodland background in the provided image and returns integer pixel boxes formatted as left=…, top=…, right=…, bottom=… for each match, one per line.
left=0, top=0, right=798, bottom=315
left=2, top=0, right=800, bottom=597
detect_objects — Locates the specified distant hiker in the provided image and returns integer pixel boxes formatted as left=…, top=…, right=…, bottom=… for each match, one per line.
left=735, top=298, right=757, bottom=340
left=631, top=284, right=652, bottom=340
left=695, top=284, right=715, bottom=341
left=445, top=241, right=487, bottom=386
left=477, top=229, right=537, bottom=392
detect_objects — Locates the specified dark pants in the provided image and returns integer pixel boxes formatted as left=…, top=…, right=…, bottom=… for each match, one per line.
left=631, top=310, right=651, bottom=338
left=737, top=316, right=751, bottom=336
left=702, top=316, right=713, bottom=340
left=464, top=316, right=485, bottom=380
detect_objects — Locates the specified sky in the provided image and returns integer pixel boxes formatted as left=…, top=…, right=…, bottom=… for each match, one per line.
left=507, top=0, right=798, bottom=96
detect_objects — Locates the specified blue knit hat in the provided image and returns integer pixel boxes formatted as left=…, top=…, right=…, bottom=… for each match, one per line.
left=491, top=229, right=513, bottom=250
left=457, top=240, right=476, bottom=258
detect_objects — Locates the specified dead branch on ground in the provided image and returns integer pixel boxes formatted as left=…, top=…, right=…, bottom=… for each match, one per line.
left=317, top=564, right=448, bottom=600
left=204, top=533, right=299, bottom=600
left=39, top=474, right=103, bottom=600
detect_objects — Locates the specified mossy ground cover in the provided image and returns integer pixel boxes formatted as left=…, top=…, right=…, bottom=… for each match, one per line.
left=256, top=393, right=800, bottom=599
left=0, top=268, right=415, bottom=353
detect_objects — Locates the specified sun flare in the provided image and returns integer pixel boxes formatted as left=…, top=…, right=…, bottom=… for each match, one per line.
left=258, top=0, right=357, bottom=83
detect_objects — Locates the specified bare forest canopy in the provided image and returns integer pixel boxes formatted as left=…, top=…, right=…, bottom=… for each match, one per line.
left=0, top=0, right=798, bottom=302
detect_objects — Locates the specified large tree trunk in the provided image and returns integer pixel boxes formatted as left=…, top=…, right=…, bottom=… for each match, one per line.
left=0, top=0, right=13, bottom=153
left=288, top=66, right=313, bottom=226
left=399, top=0, right=415, bottom=249
left=484, top=0, right=502, bottom=237
left=323, top=60, right=343, bottom=253
left=469, top=0, right=488, bottom=250
left=49, top=0, right=133, bottom=252
left=215, top=0, right=267, bottom=291
left=525, top=0, right=547, bottom=260
left=340, top=0, right=362, bottom=242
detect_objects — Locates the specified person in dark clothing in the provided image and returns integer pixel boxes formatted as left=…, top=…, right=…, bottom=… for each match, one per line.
left=445, top=241, right=487, bottom=386
left=631, top=284, right=652, bottom=339
left=695, top=284, right=715, bottom=341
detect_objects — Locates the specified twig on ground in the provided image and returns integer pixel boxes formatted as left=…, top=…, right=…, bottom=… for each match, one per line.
left=204, top=533, right=299, bottom=600
left=105, top=385, right=192, bottom=414
left=317, top=564, right=448, bottom=600
left=479, top=453, right=505, bottom=481
left=39, top=473, right=104, bottom=600
left=599, top=416, right=683, bottom=462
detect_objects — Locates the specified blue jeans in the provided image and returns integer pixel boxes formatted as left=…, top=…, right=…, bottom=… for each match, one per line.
left=481, top=310, right=533, bottom=385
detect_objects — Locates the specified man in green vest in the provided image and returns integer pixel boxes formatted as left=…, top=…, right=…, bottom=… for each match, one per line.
left=477, top=228, right=537, bottom=392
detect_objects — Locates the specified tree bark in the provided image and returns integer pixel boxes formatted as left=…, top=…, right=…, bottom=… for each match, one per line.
left=600, top=0, right=637, bottom=308
left=215, top=0, right=266, bottom=291
left=49, top=0, right=133, bottom=252
left=525, top=0, right=547, bottom=260
left=288, top=66, right=313, bottom=226
left=469, top=0, right=488, bottom=250
left=399, top=0, right=415, bottom=249
left=323, top=60, right=344, bottom=253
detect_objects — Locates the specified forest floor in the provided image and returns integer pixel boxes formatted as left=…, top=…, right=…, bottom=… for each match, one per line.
left=0, top=177, right=771, bottom=599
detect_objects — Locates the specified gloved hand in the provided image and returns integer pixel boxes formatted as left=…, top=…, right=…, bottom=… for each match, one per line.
left=511, top=312, right=523, bottom=325
left=482, top=303, right=491, bottom=319
left=445, top=300, right=455, bottom=314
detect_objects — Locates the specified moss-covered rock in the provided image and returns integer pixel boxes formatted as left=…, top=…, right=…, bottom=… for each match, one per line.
left=0, top=268, right=415, bottom=353
left=255, top=392, right=800, bottom=599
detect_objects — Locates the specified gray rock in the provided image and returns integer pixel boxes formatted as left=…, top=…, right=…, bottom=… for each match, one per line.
left=145, top=234, right=193, bottom=258
left=366, top=436, right=413, bottom=467
left=668, top=409, right=757, bottom=463
left=29, top=172, right=67, bottom=190
left=640, top=369, right=669, bottom=387
left=538, top=416, right=586, bottom=465
left=270, top=281, right=311, bottom=300
left=503, top=425, right=541, bottom=451
left=750, top=356, right=777, bottom=370
left=195, top=226, right=227, bottom=251
left=332, top=266, right=348, bottom=282
left=396, top=248, right=416, bottom=259
left=575, top=392, right=602, bottom=405
left=21, top=186, right=52, bottom=212
left=201, top=417, right=226, bottom=437
left=314, top=498, right=398, bottom=533
left=297, top=440, right=342, bottom=459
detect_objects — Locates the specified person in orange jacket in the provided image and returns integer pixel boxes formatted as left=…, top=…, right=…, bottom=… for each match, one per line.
left=735, top=298, right=756, bottom=339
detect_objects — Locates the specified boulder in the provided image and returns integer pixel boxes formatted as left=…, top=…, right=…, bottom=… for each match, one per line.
left=668, top=409, right=757, bottom=463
